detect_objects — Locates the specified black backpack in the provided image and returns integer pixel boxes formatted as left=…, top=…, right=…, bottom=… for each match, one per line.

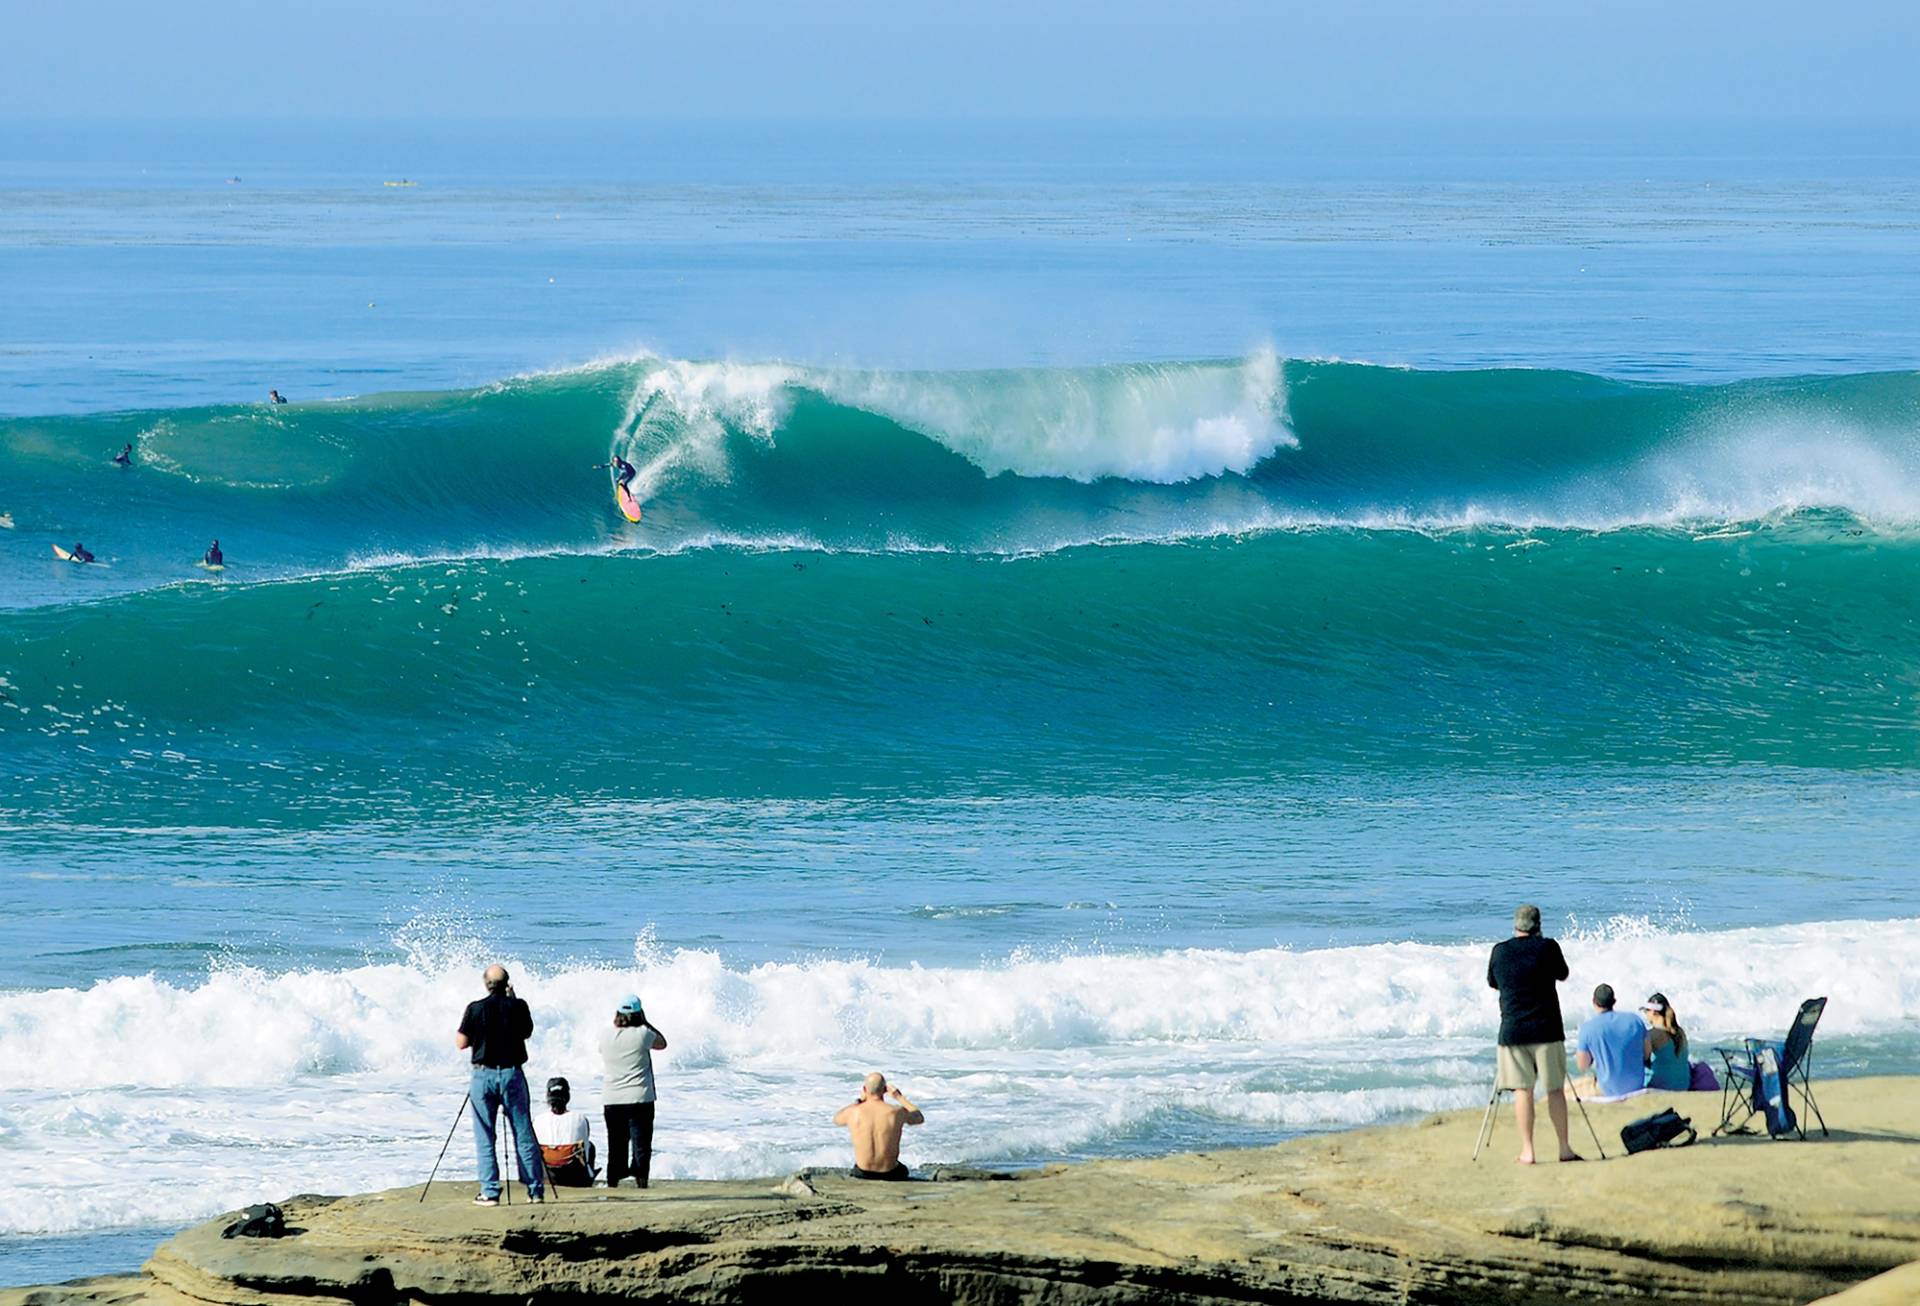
left=1620, top=1108, right=1696, bottom=1155
left=221, top=1203, right=286, bottom=1239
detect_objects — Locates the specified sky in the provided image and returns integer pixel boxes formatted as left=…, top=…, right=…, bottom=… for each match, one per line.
left=6, top=0, right=1920, bottom=123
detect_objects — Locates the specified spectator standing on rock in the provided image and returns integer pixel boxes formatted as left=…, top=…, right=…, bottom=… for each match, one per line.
left=456, top=964, right=545, bottom=1205
left=600, top=994, right=667, bottom=1188
left=1487, top=905, right=1582, bottom=1165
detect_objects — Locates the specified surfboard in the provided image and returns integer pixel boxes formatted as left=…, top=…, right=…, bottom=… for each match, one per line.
left=53, top=544, right=86, bottom=563
left=615, top=478, right=644, bottom=523
left=198, top=561, right=226, bottom=573
left=0, top=512, right=14, bottom=529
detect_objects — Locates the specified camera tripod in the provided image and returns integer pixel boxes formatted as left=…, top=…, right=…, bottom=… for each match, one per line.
left=420, top=1087, right=556, bottom=1203
left=1470, top=1073, right=1607, bottom=1162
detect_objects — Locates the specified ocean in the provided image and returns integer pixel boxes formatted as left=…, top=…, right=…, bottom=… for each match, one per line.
left=3, top=117, right=1919, bottom=1286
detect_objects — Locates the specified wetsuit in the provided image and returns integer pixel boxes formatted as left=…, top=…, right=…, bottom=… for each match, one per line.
left=71, top=545, right=95, bottom=564
left=113, top=447, right=132, bottom=466
left=205, top=546, right=224, bottom=567
left=611, top=457, right=637, bottom=490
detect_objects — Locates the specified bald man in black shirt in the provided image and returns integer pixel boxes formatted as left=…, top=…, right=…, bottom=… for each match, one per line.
left=457, top=964, right=545, bottom=1204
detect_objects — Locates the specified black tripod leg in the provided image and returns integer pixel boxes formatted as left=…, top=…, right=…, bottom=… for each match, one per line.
left=420, top=1092, right=471, bottom=1203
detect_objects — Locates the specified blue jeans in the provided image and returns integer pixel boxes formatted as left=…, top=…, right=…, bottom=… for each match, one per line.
left=470, top=1066, right=543, bottom=1199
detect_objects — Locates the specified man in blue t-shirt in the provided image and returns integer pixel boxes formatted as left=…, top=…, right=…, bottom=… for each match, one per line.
left=1575, top=983, right=1648, bottom=1098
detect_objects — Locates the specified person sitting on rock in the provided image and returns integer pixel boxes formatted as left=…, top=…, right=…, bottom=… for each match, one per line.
left=1574, top=982, right=1649, bottom=1100
left=832, top=1072, right=924, bottom=1180
left=533, top=1076, right=596, bottom=1187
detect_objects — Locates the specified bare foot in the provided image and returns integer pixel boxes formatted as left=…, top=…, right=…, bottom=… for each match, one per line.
left=1516, top=1154, right=1537, bottom=1165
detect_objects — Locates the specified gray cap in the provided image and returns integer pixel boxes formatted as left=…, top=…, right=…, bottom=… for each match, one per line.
left=1513, top=904, right=1542, bottom=934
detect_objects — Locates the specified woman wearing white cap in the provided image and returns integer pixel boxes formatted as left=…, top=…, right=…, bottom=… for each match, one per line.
left=1642, top=992, right=1690, bottom=1091
left=601, top=994, right=667, bottom=1187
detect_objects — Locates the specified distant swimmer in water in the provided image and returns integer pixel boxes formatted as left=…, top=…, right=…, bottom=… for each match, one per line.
left=269, top=389, right=288, bottom=405
left=204, top=539, right=224, bottom=567
left=113, top=443, right=133, bottom=466
left=67, top=543, right=96, bottom=564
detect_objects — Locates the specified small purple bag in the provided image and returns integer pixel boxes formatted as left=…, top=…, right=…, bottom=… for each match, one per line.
left=1688, top=1060, right=1719, bottom=1092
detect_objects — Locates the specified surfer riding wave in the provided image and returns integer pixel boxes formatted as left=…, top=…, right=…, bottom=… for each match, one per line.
left=601, top=455, right=638, bottom=491
left=598, top=454, right=644, bottom=523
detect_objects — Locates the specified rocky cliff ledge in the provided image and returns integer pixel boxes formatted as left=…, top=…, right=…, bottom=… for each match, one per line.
left=9, top=1076, right=1916, bottom=1306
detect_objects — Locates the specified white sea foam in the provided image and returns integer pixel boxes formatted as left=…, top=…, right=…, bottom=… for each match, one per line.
left=608, top=350, right=1293, bottom=497
left=817, top=349, right=1294, bottom=483
left=1, top=917, right=1914, bottom=1236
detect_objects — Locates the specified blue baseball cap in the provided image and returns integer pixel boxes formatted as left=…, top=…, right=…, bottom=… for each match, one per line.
left=617, top=993, right=644, bottom=1014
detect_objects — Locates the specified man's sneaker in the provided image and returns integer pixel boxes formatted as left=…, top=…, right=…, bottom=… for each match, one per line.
left=473, top=1194, right=499, bottom=1207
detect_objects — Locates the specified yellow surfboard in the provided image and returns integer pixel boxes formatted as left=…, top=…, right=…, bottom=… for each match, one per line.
left=615, top=478, right=643, bottom=523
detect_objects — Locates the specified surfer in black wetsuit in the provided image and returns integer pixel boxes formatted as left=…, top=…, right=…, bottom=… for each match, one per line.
left=205, top=539, right=224, bottom=567
left=269, top=389, right=288, bottom=405
left=602, top=455, right=638, bottom=491
left=69, top=543, right=96, bottom=564
left=112, top=443, right=133, bottom=466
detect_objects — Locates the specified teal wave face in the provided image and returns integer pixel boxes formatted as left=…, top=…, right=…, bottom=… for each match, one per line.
left=5, top=522, right=1917, bottom=825
left=5, top=358, right=1918, bottom=818
left=4, top=357, right=1920, bottom=609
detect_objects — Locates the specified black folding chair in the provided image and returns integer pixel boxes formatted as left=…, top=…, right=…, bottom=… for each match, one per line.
left=1713, top=996, right=1829, bottom=1139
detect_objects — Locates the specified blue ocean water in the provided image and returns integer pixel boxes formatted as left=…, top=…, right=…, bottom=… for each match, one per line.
left=3, top=118, right=1920, bottom=1283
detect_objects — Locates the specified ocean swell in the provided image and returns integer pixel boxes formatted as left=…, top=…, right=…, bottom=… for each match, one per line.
left=5, top=357, right=1920, bottom=613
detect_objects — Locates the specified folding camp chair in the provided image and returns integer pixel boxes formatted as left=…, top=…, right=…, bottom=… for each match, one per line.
left=1713, top=996, right=1829, bottom=1139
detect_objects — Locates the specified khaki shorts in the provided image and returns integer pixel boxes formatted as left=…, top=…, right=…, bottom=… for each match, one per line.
left=1496, top=1041, right=1568, bottom=1093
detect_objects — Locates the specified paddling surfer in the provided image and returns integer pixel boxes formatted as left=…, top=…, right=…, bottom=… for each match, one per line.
left=67, top=543, right=96, bottom=564
left=269, top=389, right=288, bottom=405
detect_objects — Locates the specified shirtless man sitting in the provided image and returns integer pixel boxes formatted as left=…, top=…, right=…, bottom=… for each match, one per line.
left=831, top=1072, right=924, bottom=1180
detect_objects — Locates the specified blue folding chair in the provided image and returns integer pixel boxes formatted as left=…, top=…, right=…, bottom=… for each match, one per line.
left=1713, top=997, right=1829, bottom=1140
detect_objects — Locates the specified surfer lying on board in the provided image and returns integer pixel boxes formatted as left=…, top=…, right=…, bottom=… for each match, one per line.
left=600, top=454, right=639, bottom=491
left=67, top=543, right=96, bottom=564
left=205, top=539, right=223, bottom=567
left=269, top=389, right=288, bottom=405
left=112, top=443, right=133, bottom=466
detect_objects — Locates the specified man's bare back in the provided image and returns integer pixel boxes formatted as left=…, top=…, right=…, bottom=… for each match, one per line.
left=831, top=1072, right=924, bottom=1177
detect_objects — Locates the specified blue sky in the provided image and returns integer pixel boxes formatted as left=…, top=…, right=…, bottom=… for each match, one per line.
left=7, top=0, right=1919, bottom=122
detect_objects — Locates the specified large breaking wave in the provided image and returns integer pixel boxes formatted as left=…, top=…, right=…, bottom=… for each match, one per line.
left=5, top=352, right=1920, bottom=805
left=5, top=354, right=1920, bottom=605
